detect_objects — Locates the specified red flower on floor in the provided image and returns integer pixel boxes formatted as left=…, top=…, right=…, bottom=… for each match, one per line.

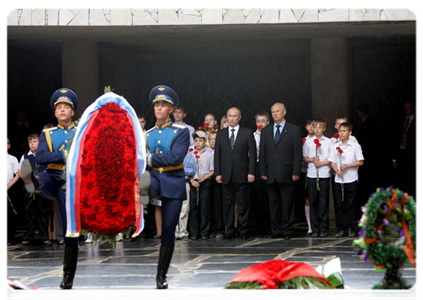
left=79, top=103, right=136, bottom=236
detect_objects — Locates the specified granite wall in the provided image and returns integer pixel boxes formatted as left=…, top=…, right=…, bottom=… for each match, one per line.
left=8, top=8, right=415, bottom=26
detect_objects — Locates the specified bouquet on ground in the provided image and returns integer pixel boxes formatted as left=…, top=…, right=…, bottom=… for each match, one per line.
left=226, top=258, right=344, bottom=289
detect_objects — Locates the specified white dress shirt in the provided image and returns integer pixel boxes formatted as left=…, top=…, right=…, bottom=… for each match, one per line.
left=228, top=124, right=240, bottom=141
left=328, top=140, right=365, bottom=184
left=303, top=136, right=331, bottom=178
left=7, top=154, right=20, bottom=184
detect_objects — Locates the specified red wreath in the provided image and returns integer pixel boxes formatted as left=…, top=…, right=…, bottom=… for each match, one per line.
left=78, top=103, right=136, bottom=235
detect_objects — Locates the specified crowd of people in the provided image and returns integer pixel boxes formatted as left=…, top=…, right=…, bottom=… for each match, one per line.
left=7, top=99, right=416, bottom=245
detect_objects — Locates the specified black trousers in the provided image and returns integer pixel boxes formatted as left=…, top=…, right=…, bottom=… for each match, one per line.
left=307, top=177, right=330, bottom=233
left=333, top=181, right=358, bottom=230
left=4, top=191, right=19, bottom=243
left=222, top=182, right=250, bottom=236
left=23, top=192, right=49, bottom=241
left=250, top=177, right=270, bottom=234
left=210, top=179, right=224, bottom=235
left=189, top=180, right=212, bottom=238
left=267, top=182, right=296, bottom=236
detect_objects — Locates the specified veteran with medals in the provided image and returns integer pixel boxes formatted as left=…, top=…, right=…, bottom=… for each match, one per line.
left=145, top=85, right=190, bottom=289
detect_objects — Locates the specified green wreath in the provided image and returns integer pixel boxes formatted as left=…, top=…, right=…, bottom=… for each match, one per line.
left=352, top=187, right=416, bottom=289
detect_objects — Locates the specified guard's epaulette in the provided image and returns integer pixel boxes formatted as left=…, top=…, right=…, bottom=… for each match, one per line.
left=44, top=127, right=58, bottom=133
left=146, top=127, right=156, bottom=133
left=172, top=124, right=186, bottom=129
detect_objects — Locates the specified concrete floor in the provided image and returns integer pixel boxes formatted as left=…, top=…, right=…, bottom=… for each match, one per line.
left=6, top=223, right=417, bottom=299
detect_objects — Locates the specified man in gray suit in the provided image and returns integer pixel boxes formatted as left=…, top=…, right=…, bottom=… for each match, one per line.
left=214, top=107, right=256, bottom=239
left=259, top=103, right=302, bottom=240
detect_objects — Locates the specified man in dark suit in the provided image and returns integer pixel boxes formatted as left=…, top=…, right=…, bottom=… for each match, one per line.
left=259, top=102, right=302, bottom=240
left=214, top=107, right=256, bottom=239
left=393, top=101, right=416, bottom=197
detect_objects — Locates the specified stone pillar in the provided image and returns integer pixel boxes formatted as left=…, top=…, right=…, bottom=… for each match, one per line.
left=310, top=38, right=349, bottom=221
left=61, top=42, right=100, bottom=117
left=310, top=38, right=349, bottom=136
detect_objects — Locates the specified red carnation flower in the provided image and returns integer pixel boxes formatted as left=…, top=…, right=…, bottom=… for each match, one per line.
left=317, top=143, right=322, bottom=148
left=195, top=155, right=200, bottom=159
left=257, top=125, right=263, bottom=130
left=314, top=138, right=319, bottom=144
left=198, top=126, right=203, bottom=130
left=193, top=150, right=198, bottom=155
left=302, top=138, right=306, bottom=143
left=189, top=148, right=193, bottom=152
left=334, top=133, right=339, bottom=139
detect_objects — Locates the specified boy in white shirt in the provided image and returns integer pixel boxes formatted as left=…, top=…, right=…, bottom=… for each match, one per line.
left=303, top=119, right=331, bottom=237
left=301, top=119, right=314, bottom=236
left=329, top=122, right=364, bottom=238
left=7, top=138, right=21, bottom=245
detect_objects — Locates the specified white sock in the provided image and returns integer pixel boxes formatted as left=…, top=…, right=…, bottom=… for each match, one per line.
left=305, top=205, right=312, bottom=233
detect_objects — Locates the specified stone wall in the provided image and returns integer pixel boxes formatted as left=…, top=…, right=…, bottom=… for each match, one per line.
left=8, top=9, right=416, bottom=26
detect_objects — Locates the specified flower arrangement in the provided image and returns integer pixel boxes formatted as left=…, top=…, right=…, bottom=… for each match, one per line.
left=189, top=146, right=201, bottom=205
left=65, top=92, right=146, bottom=248
left=226, top=259, right=344, bottom=289
left=313, top=138, right=322, bottom=191
left=336, top=146, right=345, bottom=201
left=352, top=187, right=416, bottom=289
left=78, top=103, right=137, bottom=247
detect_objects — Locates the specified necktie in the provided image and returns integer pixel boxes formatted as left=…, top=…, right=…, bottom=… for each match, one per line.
left=274, top=125, right=281, bottom=145
left=401, top=117, right=411, bottom=149
left=230, top=128, right=235, bottom=150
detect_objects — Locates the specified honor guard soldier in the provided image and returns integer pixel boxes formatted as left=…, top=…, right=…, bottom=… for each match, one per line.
left=21, top=88, right=79, bottom=289
left=146, top=85, right=190, bottom=289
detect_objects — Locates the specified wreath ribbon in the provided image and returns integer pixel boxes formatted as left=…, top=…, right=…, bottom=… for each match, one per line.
left=368, top=190, right=415, bottom=268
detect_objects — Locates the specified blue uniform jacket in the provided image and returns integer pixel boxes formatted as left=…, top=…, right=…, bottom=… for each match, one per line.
left=146, top=121, right=190, bottom=200
left=36, top=123, right=76, bottom=173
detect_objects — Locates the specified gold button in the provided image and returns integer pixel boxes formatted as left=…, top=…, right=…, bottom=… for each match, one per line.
left=159, top=167, right=164, bottom=173
left=147, top=134, right=149, bottom=137
left=65, top=131, right=68, bottom=134
left=160, top=151, right=163, bottom=154
left=159, top=130, right=162, bottom=134
left=158, top=140, right=161, bottom=144
left=65, top=140, right=68, bottom=143
left=174, top=130, right=177, bottom=133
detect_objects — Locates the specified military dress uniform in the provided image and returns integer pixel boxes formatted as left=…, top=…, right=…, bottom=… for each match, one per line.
left=21, top=88, right=79, bottom=289
left=147, top=85, right=190, bottom=289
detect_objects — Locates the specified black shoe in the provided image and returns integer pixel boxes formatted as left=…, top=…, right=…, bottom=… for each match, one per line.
left=190, top=236, right=199, bottom=241
left=21, top=159, right=37, bottom=193
left=201, top=236, right=208, bottom=240
left=335, top=230, right=346, bottom=238
left=240, top=235, right=248, bottom=240
left=156, top=246, right=174, bottom=289
left=21, top=240, right=30, bottom=245
left=60, top=247, right=78, bottom=289
left=320, top=231, right=328, bottom=237
left=306, top=232, right=312, bottom=236
left=270, top=233, right=283, bottom=239
left=222, top=234, right=235, bottom=240
left=311, top=232, right=320, bottom=237
left=347, top=229, right=356, bottom=237
left=284, top=235, right=292, bottom=240
left=43, top=240, right=52, bottom=246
